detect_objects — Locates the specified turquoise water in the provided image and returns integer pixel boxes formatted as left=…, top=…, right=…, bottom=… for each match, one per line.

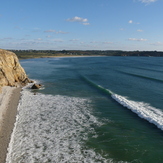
left=7, top=56, right=163, bottom=163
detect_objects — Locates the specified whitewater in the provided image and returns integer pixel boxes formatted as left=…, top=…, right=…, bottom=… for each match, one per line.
left=112, top=94, right=163, bottom=131
left=6, top=87, right=117, bottom=163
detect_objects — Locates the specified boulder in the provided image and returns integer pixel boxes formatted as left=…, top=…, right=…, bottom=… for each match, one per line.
left=31, top=84, right=41, bottom=89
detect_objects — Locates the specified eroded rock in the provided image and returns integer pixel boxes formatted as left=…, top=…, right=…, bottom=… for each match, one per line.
left=0, top=49, right=30, bottom=88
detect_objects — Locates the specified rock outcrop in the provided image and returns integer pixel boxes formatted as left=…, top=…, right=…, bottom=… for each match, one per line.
left=31, top=84, right=42, bottom=89
left=0, top=49, right=30, bottom=88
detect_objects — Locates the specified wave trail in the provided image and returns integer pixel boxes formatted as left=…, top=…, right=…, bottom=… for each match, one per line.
left=79, top=75, right=112, bottom=96
left=112, top=94, right=163, bottom=131
left=130, top=66, right=163, bottom=73
left=119, top=71, right=163, bottom=83
left=80, top=75, right=163, bottom=131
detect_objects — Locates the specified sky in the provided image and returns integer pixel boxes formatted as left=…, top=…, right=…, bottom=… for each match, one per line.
left=0, top=0, right=163, bottom=51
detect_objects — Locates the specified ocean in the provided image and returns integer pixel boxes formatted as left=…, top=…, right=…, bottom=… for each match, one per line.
left=6, top=56, right=163, bottom=163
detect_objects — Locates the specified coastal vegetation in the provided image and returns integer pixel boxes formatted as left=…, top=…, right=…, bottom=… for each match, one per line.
left=10, top=50, right=163, bottom=59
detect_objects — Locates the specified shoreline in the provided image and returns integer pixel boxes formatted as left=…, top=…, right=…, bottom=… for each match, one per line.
left=19, top=55, right=106, bottom=60
left=0, top=86, right=21, bottom=163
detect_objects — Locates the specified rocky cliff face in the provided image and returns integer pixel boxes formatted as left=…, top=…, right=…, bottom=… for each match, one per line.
left=0, top=49, right=30, bottom=88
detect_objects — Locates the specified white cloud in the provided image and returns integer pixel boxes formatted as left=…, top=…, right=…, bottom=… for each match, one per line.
left=56, top=31, right=69, bottom=34
left=139, top=0, right=157, bottom=4
left=128, top=38, right=147, bottom=41
left=32, top=28, right=41, bottom=32
left=51, top=39, right=64, bottom=42
left=90, top=41, right=113, bottom=44
left=90, top=41, right=99, bottom=43
left=44, top=30, right=68, bottom=34
left=66, top=16, right=87, bottom=22
left=66, top=16, right=90, bottom=25
left=70, top=39, right=79, bottom=41
left=0, top=37, right=13, bottom=40
left=120, top=28, right=125, bottom=31
left=103, top=41, right=113, bottom=44
left=46, top=35, right=52, bottom=38
left=137, top=29, right=143, bottom=32
left=44, top=30, right=56, bottom=33
left=36, top=38, right=42, bottom=41
left=128, top=20, right=140, bottom=24
left=150, top=41, right=163, bottom=46
left=82, top=22, right=90, bottom=25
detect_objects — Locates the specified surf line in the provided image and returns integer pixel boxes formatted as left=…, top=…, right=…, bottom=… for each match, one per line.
left=80, top=75, right=163, bottom=131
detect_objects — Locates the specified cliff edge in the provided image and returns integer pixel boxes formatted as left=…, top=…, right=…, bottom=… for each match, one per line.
left=0, top=49, right=30, bottom=89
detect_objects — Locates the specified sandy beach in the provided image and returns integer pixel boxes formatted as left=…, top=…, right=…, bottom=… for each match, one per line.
left=0, top=86, right=21, bottom=163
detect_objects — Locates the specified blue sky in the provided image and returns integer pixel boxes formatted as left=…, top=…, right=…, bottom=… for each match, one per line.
left=0, top=0, right=163, bottom=51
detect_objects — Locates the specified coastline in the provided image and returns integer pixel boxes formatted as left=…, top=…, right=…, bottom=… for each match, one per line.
left=0, top=86, right=21, bottom=163
left=19, top=55, right=106, bottom=60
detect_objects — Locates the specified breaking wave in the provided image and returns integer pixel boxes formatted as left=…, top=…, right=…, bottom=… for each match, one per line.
left=6, top=89, right=117, bottom=163
left=112, top=94, right=163, bottom=131
left=81, top=75, right=163, bottom=132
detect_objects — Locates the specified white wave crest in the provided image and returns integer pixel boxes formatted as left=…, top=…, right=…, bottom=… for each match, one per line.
left=112, top=94, right=163, bottom=131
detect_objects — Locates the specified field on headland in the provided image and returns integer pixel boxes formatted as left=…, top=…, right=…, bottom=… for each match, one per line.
left=11, top=50, right=163, bottom=59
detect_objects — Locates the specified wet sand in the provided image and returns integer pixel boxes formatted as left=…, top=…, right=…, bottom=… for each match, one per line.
left=0, top=86, right=21, bottom=163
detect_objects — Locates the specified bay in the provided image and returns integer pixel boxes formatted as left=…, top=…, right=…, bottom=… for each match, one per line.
left=7, top=56, right=163, bottom=163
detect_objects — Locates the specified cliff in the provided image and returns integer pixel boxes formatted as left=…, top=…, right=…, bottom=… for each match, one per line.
left=0, top=49, right=30, bottom=89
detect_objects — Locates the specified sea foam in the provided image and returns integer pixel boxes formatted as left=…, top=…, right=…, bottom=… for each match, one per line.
left=112, top=94, right=163, bottom=131
left=6, top=89, right=116, bottom=163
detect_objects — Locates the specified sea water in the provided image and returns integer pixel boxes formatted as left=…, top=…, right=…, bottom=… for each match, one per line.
left=6, top=56, right=163, bottom=163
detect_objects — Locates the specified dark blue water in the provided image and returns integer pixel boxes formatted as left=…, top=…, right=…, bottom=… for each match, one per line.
left=7, top=56, right=163, bottom=163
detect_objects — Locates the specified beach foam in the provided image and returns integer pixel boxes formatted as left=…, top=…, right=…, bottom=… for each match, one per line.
left=6, top=89, right=116, bottom=163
